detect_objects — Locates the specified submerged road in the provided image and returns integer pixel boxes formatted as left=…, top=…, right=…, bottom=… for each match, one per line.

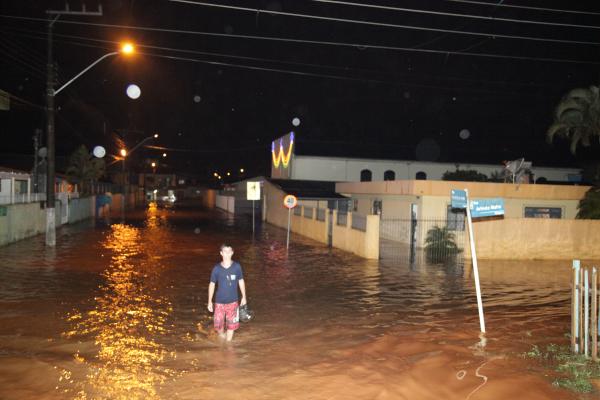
left=0, top=203, right=578, bottom=399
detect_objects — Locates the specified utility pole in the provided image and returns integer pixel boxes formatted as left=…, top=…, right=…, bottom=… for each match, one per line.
left=45, top=3, right=102, bottom=246
left=32, top=128, right=41, bottom=193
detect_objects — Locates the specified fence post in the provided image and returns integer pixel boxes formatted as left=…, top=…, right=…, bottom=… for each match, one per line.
left=585, top=269, right=590, bottom=357
left=572, top=260, right=580, bottom=353
left=580, top=267, right=584, bottom=354
left=592, top=267, right=598, bottom=361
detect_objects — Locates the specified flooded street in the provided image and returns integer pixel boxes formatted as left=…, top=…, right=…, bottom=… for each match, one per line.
left=0, top=204, right=584, bottom=399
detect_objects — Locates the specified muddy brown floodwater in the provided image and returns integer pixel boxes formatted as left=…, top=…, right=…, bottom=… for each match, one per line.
left=0, top=203, right=589, bottom=399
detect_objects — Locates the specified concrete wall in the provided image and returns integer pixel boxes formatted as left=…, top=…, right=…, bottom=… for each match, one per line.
left=292, top=156, right=581, bottom=182
left=331, top=211, right=379, bottom=259
left=263, top=181, right=379, bottom=258
left=216, top=194, right=235, bottom=213
left=338, top=180, right=589, bottom=221
left=200, top=189, right=217, bottom=208
left=0, top=196, right=98, bottom=246
left=466, top=218, right=600, bottom=260
left=68, top=196, right=95, bottom=224
left=0, top=202, right=46, bottom=245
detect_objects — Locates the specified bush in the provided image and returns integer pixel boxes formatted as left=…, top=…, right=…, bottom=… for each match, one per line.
left=424, top=226, right=462, bottom=263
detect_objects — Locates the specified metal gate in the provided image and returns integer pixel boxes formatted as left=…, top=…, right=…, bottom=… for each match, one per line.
left=380, top=218, right=466, bottom=264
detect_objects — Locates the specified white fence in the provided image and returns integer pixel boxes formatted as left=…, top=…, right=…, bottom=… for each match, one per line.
left=0, top=193, right=47, bottom=205
left=216, top=195, right=235, bottom=213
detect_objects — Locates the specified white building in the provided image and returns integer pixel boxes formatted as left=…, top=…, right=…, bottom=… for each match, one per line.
left=270, top=132, right=582, bottom=183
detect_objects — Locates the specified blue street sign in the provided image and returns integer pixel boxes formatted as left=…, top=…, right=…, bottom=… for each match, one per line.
left=451, top=189, right=467, bottom=209
left=470, top=198, right=505, bottom=218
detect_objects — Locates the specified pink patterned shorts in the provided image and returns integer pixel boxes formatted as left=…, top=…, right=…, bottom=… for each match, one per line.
left=213, top=301, right=240, bottom=332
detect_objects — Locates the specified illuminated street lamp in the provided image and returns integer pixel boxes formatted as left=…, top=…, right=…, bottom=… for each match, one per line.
left=54, top=42, right=135, bottom=95
left=162, top=153, right=167, bottom=158
left=240, top=168, right=244, bottom=173
left=45, top=41, right=136, bottom=246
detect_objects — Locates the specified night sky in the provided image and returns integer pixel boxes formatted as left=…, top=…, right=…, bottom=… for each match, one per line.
left=2, top=0, right=600, bottom=182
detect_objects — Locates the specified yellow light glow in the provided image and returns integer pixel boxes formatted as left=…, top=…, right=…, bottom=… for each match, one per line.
left=162, top=153, right=167, bottom=157
left=213, top=172, right=218, bottom=177
left=120, top=149, right=127, bottom=157
left=151, top=162, right=156, bottom=167
left=154, top=133, right=159, bottom=138
left=226, top=172, right=231, bottom=176
left=240, top=168, right=244, bottom=173
left=121, top=42, right=135, bottom=55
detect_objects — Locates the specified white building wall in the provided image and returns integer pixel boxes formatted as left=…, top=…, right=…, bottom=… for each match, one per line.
left=290, top=155, right=580, bottom=183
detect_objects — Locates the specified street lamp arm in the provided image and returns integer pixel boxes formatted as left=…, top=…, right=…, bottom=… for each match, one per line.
left=128, top=135, right=156, bottom=155
left=54, top=51, right=118, bottom=95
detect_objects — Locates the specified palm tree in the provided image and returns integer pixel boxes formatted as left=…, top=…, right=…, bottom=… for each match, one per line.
left=66, top=145, right=105, bottom=195
left=547, top=85, right=600, bottom=154
left=424, top=226, right=461, bottom=263
left=577, top=187, right=600, bottom=219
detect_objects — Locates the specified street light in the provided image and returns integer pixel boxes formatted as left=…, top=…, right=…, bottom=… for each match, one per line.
left=54, top=42, right=135, bottom=95
left=120, top=133, right=159, bottom=202
left=45, top=41, right=135, bottom=246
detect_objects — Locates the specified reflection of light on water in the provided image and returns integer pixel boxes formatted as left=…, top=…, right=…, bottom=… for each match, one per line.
left=62, top=224, right=174, bottom=399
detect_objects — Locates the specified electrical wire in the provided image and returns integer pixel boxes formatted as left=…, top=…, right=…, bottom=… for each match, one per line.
left=0, top=14, right=596, bottom=65
left=1, top=27, right=588, bottom=98
left=310, top=0, right=600, bottom=30
left=444, top=0, right=600, bottom=17
left=2, top=26, right=381, bottom=76
left=168, top=0, right=600, bottom=46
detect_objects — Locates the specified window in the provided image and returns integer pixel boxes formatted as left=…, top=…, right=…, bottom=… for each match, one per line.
left=535, top=177, right=547, bottom=184
left=372, top=199, right=382, bottom=215
left=360, top=169, right=372, bottom=182
left=447, top=205, right=465, bottom=231
left=415, top=171, right=427, bottom=180
left=383, top=170, right=395, bottom=181
left=524, top=207, right=562, bottom=219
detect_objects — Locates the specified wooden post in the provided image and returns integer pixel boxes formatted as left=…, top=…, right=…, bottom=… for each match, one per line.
left=571, top=260, right=579, bottom=353
left=592, top=267, right=598, bottom=362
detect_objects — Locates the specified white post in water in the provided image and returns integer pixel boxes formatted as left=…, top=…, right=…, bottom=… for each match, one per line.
left=465, top=189, right=486, bottom=334
left=573, top=260, right=580, bottom=353
left=585, top=268, right=590, bottom=357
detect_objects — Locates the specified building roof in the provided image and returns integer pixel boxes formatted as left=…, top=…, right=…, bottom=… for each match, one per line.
left=269, top=178, right=347, bottom=200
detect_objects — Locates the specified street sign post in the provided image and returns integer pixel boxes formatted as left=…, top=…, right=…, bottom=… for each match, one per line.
left=283, top=195, right=298, bottom=249
left=451, top=188, right=486, bottom=334
left=247, top=182, right=261, bottom=235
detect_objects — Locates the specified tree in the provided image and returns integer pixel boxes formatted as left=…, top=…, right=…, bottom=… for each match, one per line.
left=547, top=85, right=600, bottom=154
left=577, top=187, right=600, bottom=219
left=442, top=169, right=488, bottom=182
left=424, top=226, right=462, bottom=263
left=66, top=145, right=105, bottom=195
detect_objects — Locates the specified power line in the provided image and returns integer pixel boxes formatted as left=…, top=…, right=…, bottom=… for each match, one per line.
left=19, top=31, right=557, bottom=96
left=444, top=0, right=600, bottom=17
left=3, top=26, right=380, bottom=76
left=168, top=0, right=600, bottom=46
left=0, top=14, right=596, bottom=66
left=7, top=27, right=562, bottom=90
left=311, top=0, right=600, bottom=30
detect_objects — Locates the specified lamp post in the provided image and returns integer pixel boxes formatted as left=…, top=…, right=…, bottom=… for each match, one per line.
left=119, top=134, right=159, bottom=216
left=45, top=42, right=135, bottom=246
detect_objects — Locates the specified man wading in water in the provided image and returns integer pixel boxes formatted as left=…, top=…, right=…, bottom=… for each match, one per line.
left=207, top=244, right=247, bottom=342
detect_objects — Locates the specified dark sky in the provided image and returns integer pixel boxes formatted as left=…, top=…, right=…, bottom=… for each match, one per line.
left=2, top=0, right=600, bottom=181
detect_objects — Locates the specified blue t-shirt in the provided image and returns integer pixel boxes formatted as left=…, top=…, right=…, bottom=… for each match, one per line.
left=210, top=261, right=244, bottom=304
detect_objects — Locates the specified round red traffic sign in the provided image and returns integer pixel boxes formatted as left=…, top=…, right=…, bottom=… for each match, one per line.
left=283, top=194, right=298, bottom=209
